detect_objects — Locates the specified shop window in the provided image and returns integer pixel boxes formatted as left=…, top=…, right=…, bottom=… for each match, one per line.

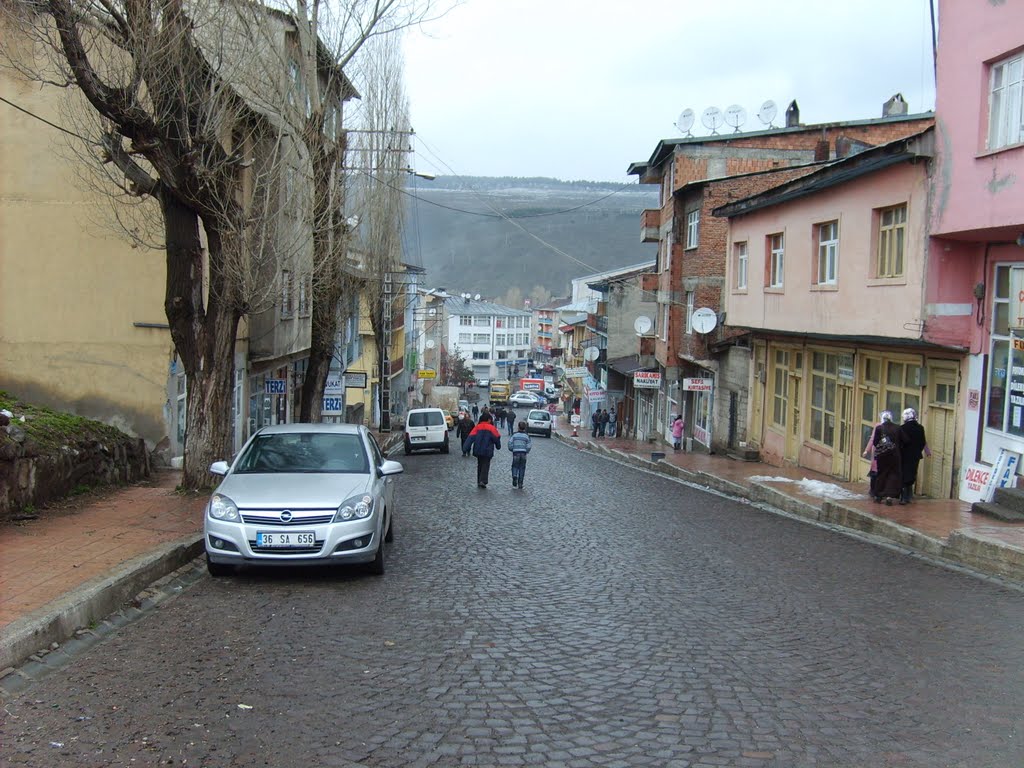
left=810, top=351, right=838, bottom=448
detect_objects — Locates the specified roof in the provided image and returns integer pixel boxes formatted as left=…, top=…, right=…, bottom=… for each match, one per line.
left=627, top=112, right=934, bottom=177
left=586, top=260, right=658, bottom=291
left=729, top=324, right=965, bottom=353
left=573, top=261, right=657, bottom=285
left=443, top=297, right=532, bottom=317
left=607, top=355, right=656, bottom=375
left=712, top=128, right=934, bottom=219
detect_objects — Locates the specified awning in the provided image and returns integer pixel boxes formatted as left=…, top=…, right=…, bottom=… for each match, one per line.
left=607, top=354, right=656, bottom=376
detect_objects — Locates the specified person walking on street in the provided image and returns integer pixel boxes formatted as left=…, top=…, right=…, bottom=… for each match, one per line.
left=463, top=412, right=502, bottom=488
left=456, top=411, right=475, bottom=457
left=509, top=420, right=532, bottom=489
left=598, top=408, right=609, bottom=437
left=505, top=407, right=516, bottom=436
left=863, top=410, right=903, bottom=505
left=471, top=403, right=479, bottom=420
left=898, top=408, right=930, bottom=504
left=607, top=408, right=617, bottom=438
left=671, top=414, right=685, bottom=451
left=591, top=409, right=600, bottom=438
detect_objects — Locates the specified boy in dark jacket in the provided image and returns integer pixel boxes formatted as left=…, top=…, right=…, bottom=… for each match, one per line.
left=508, top=421, right=532, bottom=488
left=463, top=412, right=502, bottom=488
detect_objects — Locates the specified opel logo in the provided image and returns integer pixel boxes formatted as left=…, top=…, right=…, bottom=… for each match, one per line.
left=280, top=510, right=293, bottom=522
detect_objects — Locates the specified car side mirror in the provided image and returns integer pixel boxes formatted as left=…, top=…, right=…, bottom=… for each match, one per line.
left=209, top=460, right=230, bottom=476
left=379, top=459, right=404, bottom=477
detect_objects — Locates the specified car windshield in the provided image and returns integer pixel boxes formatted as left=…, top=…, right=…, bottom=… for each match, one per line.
left=529, top=411, right=550, bottom=421
left=234, top=432, right=369, bottom=474
left=408, top=411, right=445, bottom=427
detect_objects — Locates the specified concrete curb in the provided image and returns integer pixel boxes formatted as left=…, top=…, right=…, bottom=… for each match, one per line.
left=0, top=534, right=203, bottom=671
left=554, top=431, right=1024, bottom=584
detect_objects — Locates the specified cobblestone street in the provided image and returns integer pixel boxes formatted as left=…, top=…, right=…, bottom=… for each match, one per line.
left=2, top=439, right=1023, bottom=767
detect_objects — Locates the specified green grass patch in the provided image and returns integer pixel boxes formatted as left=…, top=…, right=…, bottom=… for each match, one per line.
left=0, top=390, right=126, bottom=449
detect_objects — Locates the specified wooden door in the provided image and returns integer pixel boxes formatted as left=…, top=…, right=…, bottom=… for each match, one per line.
left=921, top=366, right=957, bottom=498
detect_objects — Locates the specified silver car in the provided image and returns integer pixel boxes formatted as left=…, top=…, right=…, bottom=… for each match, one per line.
left=204, top=423, right=403, bottom=577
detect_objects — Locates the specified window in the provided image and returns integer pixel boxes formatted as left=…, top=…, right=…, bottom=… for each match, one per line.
left=988, top=53, right=1023, bottom=150
left=661, top=303, right=670, bottom=341
left=460, top=315, right=472, bottom=326
left=280, top=269, right=294, bottom=318
left=816, top=221, right=839, bottom=285
left=771, top=349, right=789, bottom=428
left=472, top=351, right=489, bottom=360
left=768, top=233, right=785, bottom=288
left=298, top=274, right=311, bottom=316
left=474, top=317, right=490, bottom=327
left=472, top=333, right=489, bottom=343
left=495, top=334, right=506, bottom=345
left=458, top=333, right=470, bottom=343
left=685, top=290, right=694, bottom=335
left=735, top=242, right=748, bottom=289
left=809, top=351, right=838, bottom=448
left=685, top=209, right=700, bottom=249
left=877, top=205, right=907, bottom=278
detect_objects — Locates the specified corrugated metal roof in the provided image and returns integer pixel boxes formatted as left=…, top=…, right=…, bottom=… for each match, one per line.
left=443, top=297, right=532, bottom=316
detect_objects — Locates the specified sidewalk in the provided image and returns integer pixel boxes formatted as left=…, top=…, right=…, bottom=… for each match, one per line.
left=552, top=417, right=1024, bottom=585
left=3, top=425, right=1024, bottom=673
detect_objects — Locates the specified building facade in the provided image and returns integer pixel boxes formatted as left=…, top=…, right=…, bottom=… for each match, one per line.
left=444, top=297, right=533, bottom=383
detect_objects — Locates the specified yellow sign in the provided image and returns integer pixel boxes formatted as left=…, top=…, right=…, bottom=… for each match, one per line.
left=417, top=369, right=436, bottom=379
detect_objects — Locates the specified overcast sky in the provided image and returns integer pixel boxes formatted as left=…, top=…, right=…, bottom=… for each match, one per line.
left=402, top=0, right=937, bottom=183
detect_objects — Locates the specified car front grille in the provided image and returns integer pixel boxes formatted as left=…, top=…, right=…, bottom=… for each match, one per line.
left=241, top=512, right=335, bottom=526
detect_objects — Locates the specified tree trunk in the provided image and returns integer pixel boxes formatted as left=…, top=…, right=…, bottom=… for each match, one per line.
left=160, top=192, right=241, bottom=489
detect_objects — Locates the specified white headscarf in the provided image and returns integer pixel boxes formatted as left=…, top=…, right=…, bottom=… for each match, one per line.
left=902, top=408, right=917, bottom=422
left=880, top=410, right=893, bottom=423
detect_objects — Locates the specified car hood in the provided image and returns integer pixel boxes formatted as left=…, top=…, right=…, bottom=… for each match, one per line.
left=215, top=473, right=372, bottom=509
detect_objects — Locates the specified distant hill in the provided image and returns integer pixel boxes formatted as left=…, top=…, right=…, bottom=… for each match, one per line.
left=401, top=176, right=659, bottom=301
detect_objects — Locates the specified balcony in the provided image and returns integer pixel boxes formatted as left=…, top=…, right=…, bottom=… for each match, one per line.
left=641, top=209, right=660, bottom=243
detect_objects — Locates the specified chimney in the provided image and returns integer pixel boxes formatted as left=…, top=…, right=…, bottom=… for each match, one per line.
left=835, top=136, right=852, bottom=158
left=814, top=134, right=830, bottom=162
left=785, top=100, right=800, bottom=128
left=882, top=93, right=908, bottom=117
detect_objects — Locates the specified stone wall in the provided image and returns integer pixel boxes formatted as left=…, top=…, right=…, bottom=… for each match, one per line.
left=0, top=428, right=150, bottom=521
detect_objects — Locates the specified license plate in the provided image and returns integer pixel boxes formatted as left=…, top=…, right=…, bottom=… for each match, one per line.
left=256, top=531, right=315, bottom=548
left=412, top=436, right=425, bottom=441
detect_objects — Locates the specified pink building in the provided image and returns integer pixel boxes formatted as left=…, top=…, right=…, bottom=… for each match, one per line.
left=716, top=130, right=960, bottom=497
left=927, top=1, right=1024, bottom=496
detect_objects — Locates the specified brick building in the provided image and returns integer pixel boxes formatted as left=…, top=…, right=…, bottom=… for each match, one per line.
left=627, top=101, right=934, bottom=452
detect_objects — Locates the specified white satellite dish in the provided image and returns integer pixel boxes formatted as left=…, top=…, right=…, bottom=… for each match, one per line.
left=425, top=339, right=435, bottom=349
left=584, top=346, right=600, bottom=361
left=758, top=99, right=778, bottom=128
left=724, top=104, right=747, bottom=133
left=427, top=308, right=436, bottom=316
left=633, top=315, right=653, bottom=336
left=701, top=106, right=724, bottom=135
left=474, top=293, right=481, bottom=301
left=691, top=307, right=718, bottom=334
left=675, top=108, right=695, bottom=137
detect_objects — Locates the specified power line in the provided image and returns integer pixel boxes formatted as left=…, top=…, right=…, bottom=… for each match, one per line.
left=0, top=94, right=98, bottom=144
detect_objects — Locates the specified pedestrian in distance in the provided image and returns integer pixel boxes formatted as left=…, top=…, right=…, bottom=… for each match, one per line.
left=898, top=407, right=930, bottom=505
left=591, top=409, right=600, bottom=438
left=509, top=420, right=532, bottom=488
left=671, top=414, right=685, bottom=451
left=463, top=412, right=502, bottom=488
left=863, top=410, right=903, bottom=505
left=456, top=411, right=475, bottom=457
left=505, top=407, right=516, bottom=437
left=471, top=403, right=479, bottom=420
left=607, top=408, right=617, bottom=438
left=598, top=408, right=609, bottom=437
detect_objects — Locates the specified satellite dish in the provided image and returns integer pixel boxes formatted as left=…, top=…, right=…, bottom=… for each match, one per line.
left=425, top=339, right=435, bottom=349
left=675, top=108, right=695, bottom=137
left=691, top=307, right=718, bottom=334
left=724, top=104, right=747, bottom=133
left=427, top=308, right=436, bottom=316
left=474, top=293, right=481, bottom=301
left=633, top=315, right=653, bottom=335
left=554, top=366, right=565, bottom=379
left=584, top=346, right=600, bottom=361
left=701, top=106, right=724, bottom=135
left=758, top=99, right=778, bottom=128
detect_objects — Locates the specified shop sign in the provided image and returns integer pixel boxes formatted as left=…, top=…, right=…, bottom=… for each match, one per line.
left=587, top=388, right=607, bottom=404
left=417, top=369, right=436, bottom=380
left=324, top=377, right=343, bottom=395
left=634, top=371, right=661, bottom=389
left=564, top=366, right=588, bottom=378
left=322, top=396, right=343, bottom=415
left=1011, top=270, right=1024, bottom=329
left=837, top=354, right=854, bottom=381
left=682, top=378, right=713, bottom=392
left=967, top=389, right=980, bottom=411
left=264, top=379, right=287, bottom=394
left=343, top=372, right=367, bottom=389
left=960, top=463, right=993, bottom=503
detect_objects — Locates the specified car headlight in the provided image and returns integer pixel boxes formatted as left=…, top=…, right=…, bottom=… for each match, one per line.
left=334, top=494, right=374, bottom=522
left=208, top=494, right=240, bottom=522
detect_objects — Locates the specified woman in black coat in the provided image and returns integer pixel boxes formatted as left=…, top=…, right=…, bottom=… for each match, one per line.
left=863, top=410, right=902, bottom=505
left=898, top=407, right=930, bottom=504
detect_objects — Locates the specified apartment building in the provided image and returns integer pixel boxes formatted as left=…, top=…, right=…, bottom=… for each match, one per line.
left=445, top=297, right=533, bottom=383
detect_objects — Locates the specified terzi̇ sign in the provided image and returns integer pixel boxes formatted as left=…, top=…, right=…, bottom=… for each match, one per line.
left=634, top=371, right=661, bottom=388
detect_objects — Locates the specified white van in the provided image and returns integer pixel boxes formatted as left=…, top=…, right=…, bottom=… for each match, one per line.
left=403, top=408, right=449, bottom=455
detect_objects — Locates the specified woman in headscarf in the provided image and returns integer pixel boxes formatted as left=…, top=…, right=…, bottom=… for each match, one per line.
left=862, top=410, right=902, bottom=504
left=898, top=408, right=930, bottom=504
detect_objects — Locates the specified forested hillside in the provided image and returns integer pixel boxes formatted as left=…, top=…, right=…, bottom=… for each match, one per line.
left=402, top=176, right=659, bottom=302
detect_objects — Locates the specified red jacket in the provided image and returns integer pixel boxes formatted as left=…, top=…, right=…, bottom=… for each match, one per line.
left=464, top=421, right=502, bottom=458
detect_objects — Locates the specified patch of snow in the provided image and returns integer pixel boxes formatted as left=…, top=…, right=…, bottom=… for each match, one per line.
left=749, top=475, right=794, bottom=482
left=749, top=475, right=862, bottom=500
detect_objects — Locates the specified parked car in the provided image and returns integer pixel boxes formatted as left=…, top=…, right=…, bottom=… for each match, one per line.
left=476, top=377, right=490, bottom=388
left=204, top=423, right=402, bottom=577
left=404, top=407, right=450, bottom=454
left=526, top=409, right=553, bottom=437
left=509, top=390, right=545, bottom=407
